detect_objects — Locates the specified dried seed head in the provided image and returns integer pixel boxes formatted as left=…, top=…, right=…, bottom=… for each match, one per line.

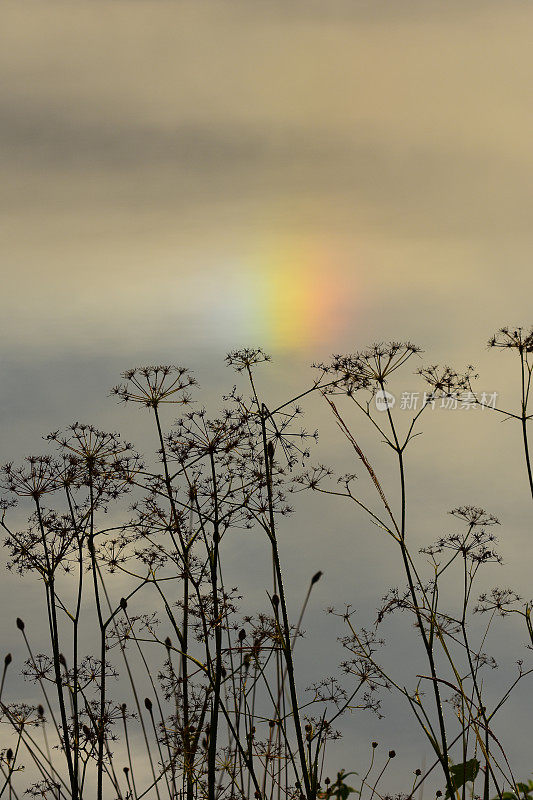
left=16, top=618, right=24, bottom=631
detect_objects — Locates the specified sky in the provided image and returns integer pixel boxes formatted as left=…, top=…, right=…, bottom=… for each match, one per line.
left=1, top=0, right=533, bottom=795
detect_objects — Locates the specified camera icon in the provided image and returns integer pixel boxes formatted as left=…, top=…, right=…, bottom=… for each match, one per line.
left=374, top=389, right=396, bottom=412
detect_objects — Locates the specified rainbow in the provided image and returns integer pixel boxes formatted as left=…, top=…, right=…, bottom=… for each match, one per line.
left=197, top=238, right=354, bottom=351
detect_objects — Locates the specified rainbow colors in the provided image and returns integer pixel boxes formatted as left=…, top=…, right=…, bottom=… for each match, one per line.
left=198, top=238, right=354, bottom=351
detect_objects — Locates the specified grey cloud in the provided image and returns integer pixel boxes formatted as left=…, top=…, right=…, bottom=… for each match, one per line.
left=0, top=98, right=347, bottom=170
left=3, top=99, right=532, bottom=239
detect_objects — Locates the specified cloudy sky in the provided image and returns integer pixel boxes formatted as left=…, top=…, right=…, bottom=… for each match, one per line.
left=1, top=0, right=533, bottom=793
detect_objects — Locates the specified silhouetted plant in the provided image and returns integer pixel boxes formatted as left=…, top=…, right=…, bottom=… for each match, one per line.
left=0, top=328, right=531, bottom=800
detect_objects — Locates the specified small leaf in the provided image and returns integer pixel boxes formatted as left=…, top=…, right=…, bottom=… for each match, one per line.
left=445, top=759, right=480, bottom=799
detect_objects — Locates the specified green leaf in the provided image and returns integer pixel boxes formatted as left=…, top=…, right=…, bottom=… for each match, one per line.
left=445, top=758, right=480, bottom=799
